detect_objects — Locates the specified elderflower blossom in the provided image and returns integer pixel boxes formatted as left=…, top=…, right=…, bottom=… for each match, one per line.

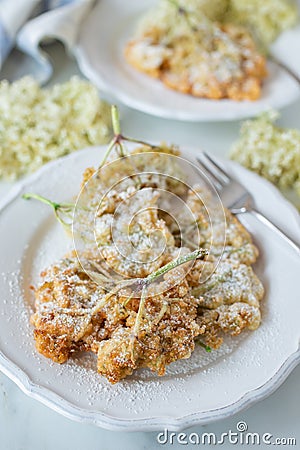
left=226, top=0, right=298, bottom=49
left=230, top=111, right=300, bottom=197
left=140, top=0, right=298, bottom=50
left=0, top=76, right=111, bottom=180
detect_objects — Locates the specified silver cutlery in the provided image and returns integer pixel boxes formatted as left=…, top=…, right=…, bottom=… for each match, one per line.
left=270, top=55, right=300, bottom=87
left=196, top=152, right=300, bottom=255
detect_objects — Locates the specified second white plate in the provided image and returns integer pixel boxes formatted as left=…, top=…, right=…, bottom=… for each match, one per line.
left=75, top=0, right=300, bottom=121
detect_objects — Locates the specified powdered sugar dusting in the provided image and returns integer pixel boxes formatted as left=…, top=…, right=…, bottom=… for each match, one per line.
left=0, top=217, right=253, bottom=414
left=1, top=147, right=299, bottom=427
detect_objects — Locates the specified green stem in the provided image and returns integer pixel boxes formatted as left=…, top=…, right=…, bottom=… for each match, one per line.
left=131, top=249, right=207, bottom=341
left=111, top=105, right=121, bottom=136
left=98, top=105, right=124, bottom=168
left=75, top=248, right=208, bottom=343
left=122, top=292, right=134, bottom=308
left=22, top=193, right=62, bottom=211
left=133, top=285, right=147, bottom=336
left=153, top=301, right=168, bottom=325
left=22, top=193, right=75, bottom=230
left=116, top=141, right=125, bottom=158
left=197, top=340, right=212, bottom=352
left=99, top=105, right=160, bottom=169
left=167, top=0, right=195, bottom=30
left=98, top=136, right=118, bottom=169
left=145, top=248, right=207, bottom=285
left=122, top=135, right=157, bottom=150
left=167, top=0, right=212, bottom=32
left=167, top=0, right=181, bottom=11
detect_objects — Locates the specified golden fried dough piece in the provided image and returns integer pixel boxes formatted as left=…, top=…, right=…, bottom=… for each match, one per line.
left=32, top=252, right=204, bottom=382
left=31, top=144, right=264, bottom=383
left=97, top=292, right=202, bottom=384
left=125, top=5, right=267, bottom=101
left=32, top=253, right=135, bottom=363
left=184, top=185, right=259, bottom=265
left=99, top=188, right=175, bottom=278
left=31, top=255, right=107, bottom=363
left=189, top=260, right=264, bottom=308
left=197, top=302, right=261, bottom=349
left=189, top=260, right=264, bottom=349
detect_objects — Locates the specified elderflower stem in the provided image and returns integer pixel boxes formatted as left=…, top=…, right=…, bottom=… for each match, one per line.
left=131, top=249, right=207, bottom=341
left=122, top=292, right=134, bottom=307
left=75, top=248, right=208, bottom=343
left=98, top=135, right=119, bottom=169
left=145, top=248, right=207, bottom=285
left=99, top=105, right=163, bottom=169
left=98, top=106, right=127, bottom=167
left=166, top=0, right=212, bottom=32
left=22, top=193, right=62, bottom=210
left=133, top=285, right=147, bottom=336
left=111, top=104, right=157, bottom=148
left=196, top=340, right=212, bottom=352
left=98, top=105, right=123, bottom=169
left=167, top=0, right=181, bottom=10
left=22, top=193, right=76, bottom=229
left=122, top=135, right=157, bottom=149
left=111, top=105, right=121, bottom=136
left=22, top=193, right=75, bottom=210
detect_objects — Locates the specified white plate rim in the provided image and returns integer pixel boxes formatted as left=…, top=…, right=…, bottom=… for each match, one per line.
left=0, top=148, right=299, bottom=432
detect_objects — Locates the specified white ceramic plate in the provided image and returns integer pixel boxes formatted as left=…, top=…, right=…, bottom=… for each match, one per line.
left=0, top=146, right=299, bottom=431
left=75, top=0, right=300, bottom=121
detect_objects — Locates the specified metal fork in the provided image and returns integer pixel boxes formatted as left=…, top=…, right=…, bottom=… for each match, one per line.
left=196, top=152, right=300, bottom=255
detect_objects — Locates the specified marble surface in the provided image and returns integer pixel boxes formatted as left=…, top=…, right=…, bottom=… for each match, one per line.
left=0, top=42, right=299, bottom=450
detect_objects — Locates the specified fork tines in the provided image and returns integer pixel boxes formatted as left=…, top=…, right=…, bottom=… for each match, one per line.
left=196, top=152, right=231, bottom=189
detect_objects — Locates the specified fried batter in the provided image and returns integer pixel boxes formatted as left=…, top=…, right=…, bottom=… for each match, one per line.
left=125, top=2, right=267, bottom=100
left=32, top=254, right=204, bottom=383
left=185, top=185, right=259, bottom=265
left=31, top=146, right=264, bottom=383
left=189, top=260, right=263, bottom=349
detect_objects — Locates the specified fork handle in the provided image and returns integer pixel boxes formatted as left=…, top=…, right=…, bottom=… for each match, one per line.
left=270, top=55, right=300, bottom=86
left=248, top=208, right=300, bottom=256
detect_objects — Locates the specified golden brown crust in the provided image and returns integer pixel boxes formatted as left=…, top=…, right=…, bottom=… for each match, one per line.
left=125, top=19, right=267, bottom=101
left=97, top=294, right=202, bottom=383
left=32, top=255, right=203, bottom=383
left=190, top=260, right=264, bottom=349
left=31, top=149, right=264, bottom=383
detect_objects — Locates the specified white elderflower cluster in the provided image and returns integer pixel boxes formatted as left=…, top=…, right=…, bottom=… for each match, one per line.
left=230, top=111, right=300, bottom=197
left=0, top=76, right=111, bottom=180
left=226, top=0, right=298, bottom=49
left=138, top=0, right=298, bottom=50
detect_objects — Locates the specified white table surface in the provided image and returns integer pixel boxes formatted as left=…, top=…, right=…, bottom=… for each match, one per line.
left=0, top=42, right=299, bottom=450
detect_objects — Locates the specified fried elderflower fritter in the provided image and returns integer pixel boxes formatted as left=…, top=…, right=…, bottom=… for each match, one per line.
left=28, top=108, right=264, bottom=383
left=125, top=0, right=267, bottom=100
left=32, top=252, right=205, bottom=383
left=31, top=178, right=264, bottom=382
left=189, top=260, right=264, bottom=349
